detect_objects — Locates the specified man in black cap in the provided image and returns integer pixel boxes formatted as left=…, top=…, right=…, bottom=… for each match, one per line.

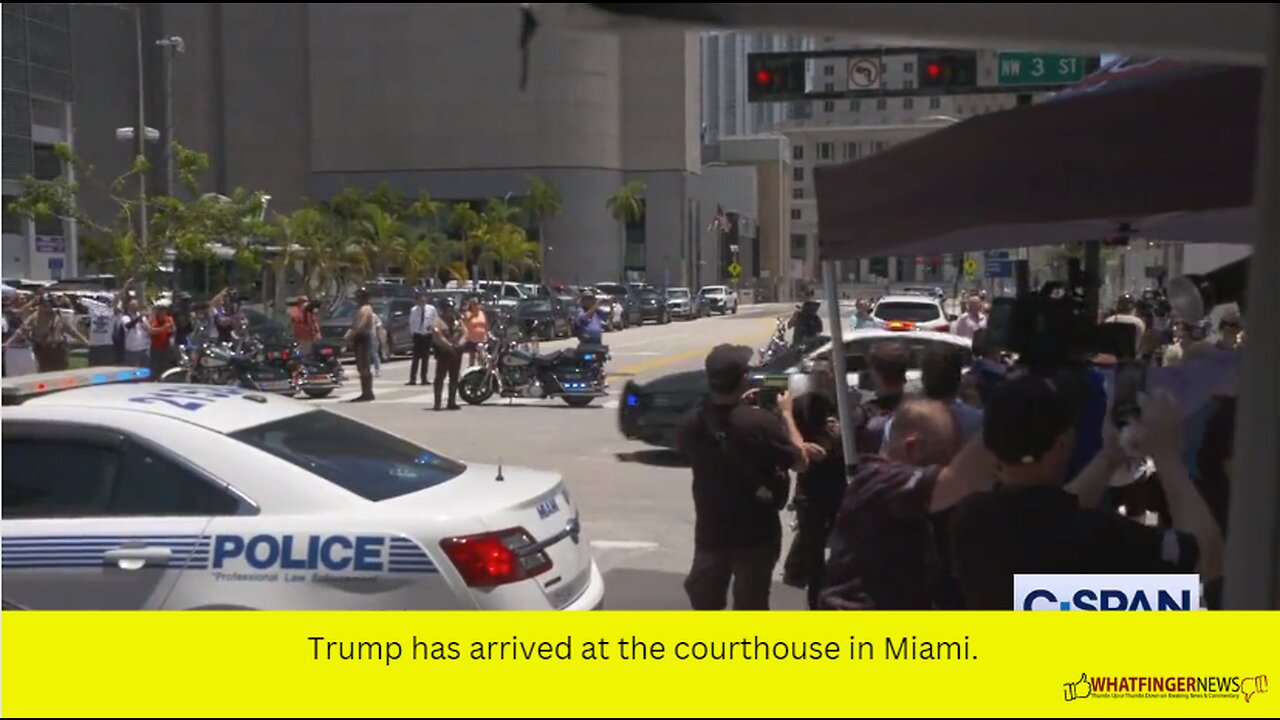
left=675, top=344, right=818, bottom=610
left=948, top=374, right=1223, bottom=609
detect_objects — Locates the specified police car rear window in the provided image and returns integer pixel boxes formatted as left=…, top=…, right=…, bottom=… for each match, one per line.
left=229, top=412, right=466, bottom=501
left=873, top=301, right=943, bottom=323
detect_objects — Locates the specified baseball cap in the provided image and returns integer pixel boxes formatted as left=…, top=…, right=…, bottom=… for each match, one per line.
left=705, top=344, right=754, bottom=392
left=983, top=374, right=1076, bottom=466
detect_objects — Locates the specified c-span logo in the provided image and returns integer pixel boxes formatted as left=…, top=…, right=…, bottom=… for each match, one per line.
left=1014, top=574, right=1201, bottom=611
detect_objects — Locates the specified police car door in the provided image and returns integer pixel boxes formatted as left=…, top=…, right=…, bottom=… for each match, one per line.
left=1, top=422, right=238, bottom=610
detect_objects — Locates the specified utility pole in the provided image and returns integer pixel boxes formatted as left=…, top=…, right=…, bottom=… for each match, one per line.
left=155, top=36, right=185, bottom=196
left=133, top=3, right=148, bottom=253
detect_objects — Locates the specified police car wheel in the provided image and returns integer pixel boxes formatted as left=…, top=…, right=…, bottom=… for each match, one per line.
left=303, top=388, right=334, bottom=399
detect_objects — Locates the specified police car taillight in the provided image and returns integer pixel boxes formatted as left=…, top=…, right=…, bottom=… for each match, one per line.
left=440, top=527, right=552, bottom=587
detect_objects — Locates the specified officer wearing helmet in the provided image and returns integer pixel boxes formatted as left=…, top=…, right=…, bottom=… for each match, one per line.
left=345, top=286, right=377, bottom=401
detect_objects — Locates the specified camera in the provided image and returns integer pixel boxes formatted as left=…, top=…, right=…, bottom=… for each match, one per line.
left=984, top=258, right=1135, bottom=370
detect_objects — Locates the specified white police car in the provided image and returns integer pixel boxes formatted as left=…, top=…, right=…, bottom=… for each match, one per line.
left=1, top=367, right=604, bottom=610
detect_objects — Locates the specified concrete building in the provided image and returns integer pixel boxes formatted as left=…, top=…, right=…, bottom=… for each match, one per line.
left=69, top=3, right=702, bottom=287
left=3, top=2, right=78, bottom=281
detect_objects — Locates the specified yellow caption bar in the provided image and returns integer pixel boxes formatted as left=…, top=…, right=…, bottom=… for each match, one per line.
left=2, top=611, right=1275, bottom=717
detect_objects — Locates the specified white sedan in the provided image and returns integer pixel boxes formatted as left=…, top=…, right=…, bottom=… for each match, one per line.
left=776, top=328, right=973, bottom=397
left=1, top=368, right=604, bottom=611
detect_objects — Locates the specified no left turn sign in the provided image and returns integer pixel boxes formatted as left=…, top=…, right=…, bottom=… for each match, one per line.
left=847, top=58, right=881, bottom=90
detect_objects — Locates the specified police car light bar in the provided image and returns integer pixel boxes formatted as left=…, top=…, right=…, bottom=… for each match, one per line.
left=1, top=366, right=151, bottom=405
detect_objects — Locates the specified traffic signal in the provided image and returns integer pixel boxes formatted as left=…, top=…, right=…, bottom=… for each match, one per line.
left=917, top=51, right=978, bottom=90
left=747, top=53, right=807, bottom=102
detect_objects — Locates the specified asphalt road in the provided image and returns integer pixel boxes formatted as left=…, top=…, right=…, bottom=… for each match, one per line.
left=317, top=302, right=824, bottom=610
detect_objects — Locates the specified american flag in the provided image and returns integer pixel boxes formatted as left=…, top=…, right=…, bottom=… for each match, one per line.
left=707, top=205, right=730, bottom=233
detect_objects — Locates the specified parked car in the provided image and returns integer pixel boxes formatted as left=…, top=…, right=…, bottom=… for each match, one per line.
left=636, top=287, right=671, bottom=324
left=593, top=282, right=644, bottom=328
left=665, top=287, right=696, bottom=319
left=318, top=296, right=415, bottom=360
left=697, top=285, right=739, bottom=315
left=514, top=297, right=572, bottom=340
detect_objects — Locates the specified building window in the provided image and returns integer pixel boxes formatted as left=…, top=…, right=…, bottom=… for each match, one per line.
left=904, top=79, right=915, bottom=90
left=849, top=99, right=861, bottom=112
left=824, top=82, right=834, bottom=92
left=793, top=166, right=804, bottom=182
left=818, top=142, right=833, bottom=160
left=876, top=98, right=887, bottom=111
left=792, top=187, right=804, bottom=200
left=3, top=196, right=21, bottom=235
left=844, top=142, right=860, bottom=160
left=33, top=144, right=63, bottom=180
left=792, top=144, right=803, bottom=160
left=823, top=64, right=834, bottom=76
left=790, top=208, right=802, bottom=221
left=790, top=234, right=807, bottom=260
left=903, top=97, right=914, bottom=110
left=904, top=61, right=915, bottom=73
left=822, top=100, right=834, bottom=113
left=929, top=96, right=941, bottom=109
left=874, top=141, right=889, bottom=153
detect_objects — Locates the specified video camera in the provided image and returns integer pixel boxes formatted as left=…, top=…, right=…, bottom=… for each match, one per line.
left=985, top=258, right=1135, bottom=370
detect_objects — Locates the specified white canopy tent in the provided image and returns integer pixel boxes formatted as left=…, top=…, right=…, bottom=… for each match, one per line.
left=543, top=2, right=1280, bottom=609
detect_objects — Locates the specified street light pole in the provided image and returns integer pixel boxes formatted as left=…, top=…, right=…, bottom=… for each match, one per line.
left=133, top=2, right=148, bottom=252
left=155, top=36, right=184, bottom=197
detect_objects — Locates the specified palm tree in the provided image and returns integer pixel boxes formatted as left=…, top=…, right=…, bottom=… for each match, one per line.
left=606, top=180, right=646, bottom=278
left=483, top=223, right=540, bottom=281
left=408, top=190, right=444, bottom=229
left=449, top=202, right=484, bottom=280
left=356, top=203, right=406, bottom=279
left=522, top=175, right=563, bottom=280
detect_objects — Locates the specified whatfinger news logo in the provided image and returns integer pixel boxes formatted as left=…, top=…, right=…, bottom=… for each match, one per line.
left=1063, top=673, right=1268, bottom=703
left=1014, top=574, right=1201, bottom=611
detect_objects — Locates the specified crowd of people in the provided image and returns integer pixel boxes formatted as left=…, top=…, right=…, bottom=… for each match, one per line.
left=678, top=291, right=1246, bottom=611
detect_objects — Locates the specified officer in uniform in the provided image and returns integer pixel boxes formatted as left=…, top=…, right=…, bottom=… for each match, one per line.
left=345, top=287, right=376, bottom=402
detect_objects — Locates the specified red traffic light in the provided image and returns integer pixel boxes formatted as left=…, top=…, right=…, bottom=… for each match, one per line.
left=926, top=63, right=941, bottom=79
left=754, top=68, right=772, bottom=85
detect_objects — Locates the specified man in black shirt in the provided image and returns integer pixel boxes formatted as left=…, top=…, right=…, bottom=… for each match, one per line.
left=783, top=359, right=850, bottom=609
left=949, top=375, right=1224, bottom=610
left=676, top=344, right=817, bottom=610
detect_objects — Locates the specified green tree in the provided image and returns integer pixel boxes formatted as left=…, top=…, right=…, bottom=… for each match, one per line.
left=483, top=223, right=540, bottom=281
left=521, top=175, right=563, bottom=280
left=7, top=142, right=272, bottom=295
left=448, top=202, right=486, bottom=280
left=606, top=180, right=646, bottom=278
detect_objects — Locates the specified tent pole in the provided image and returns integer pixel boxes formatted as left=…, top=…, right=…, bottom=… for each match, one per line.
left=822, top=260, right=859, bottom=471
left=1224, top=1, right=1280, bottom=610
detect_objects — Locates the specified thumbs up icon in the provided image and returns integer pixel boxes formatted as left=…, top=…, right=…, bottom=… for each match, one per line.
left=1064, top=673, right=1092, bottom=702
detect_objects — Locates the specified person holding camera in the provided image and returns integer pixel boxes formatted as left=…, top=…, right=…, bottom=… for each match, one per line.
left=675, top=344, right=822, bottom=610
left=947, top=375, right=1224, bottom=610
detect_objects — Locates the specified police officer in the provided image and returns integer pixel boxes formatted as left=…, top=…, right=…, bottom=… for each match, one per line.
left=345, top=287, right=376, bottom=402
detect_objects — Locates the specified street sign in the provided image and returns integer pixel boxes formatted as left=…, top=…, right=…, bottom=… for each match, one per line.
left=985, top=259, right=1014, bottom=279
left=35, top=235, right=66, bottom=254
left=727, top=261, right=742, bottom=279
left=48, top=256, right=64, bottom=280
left=963, top=258, right=978, bottom=275
left=997, top=52, right=1089, bottom=86
left=847, top=57, right=881, bottom=90
left=983, top=250, right=1010, bottom=260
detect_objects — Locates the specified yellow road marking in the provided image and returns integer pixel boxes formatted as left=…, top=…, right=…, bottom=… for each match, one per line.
left=612, top=316, right=777, bottom=378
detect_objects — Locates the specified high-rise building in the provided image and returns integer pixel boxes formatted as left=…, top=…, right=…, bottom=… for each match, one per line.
left=699, top=31, right=812, bottom=148
left=68, top=3, right=704, bottom=287
left=3, top=3, right=78, bottom=281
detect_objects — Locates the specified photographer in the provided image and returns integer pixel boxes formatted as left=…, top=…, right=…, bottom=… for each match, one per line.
left=948, top=375, right=1224, bottom=610
left=675, top=344, right=820, bottom=610
left=782, top=358, right=852, bottom=609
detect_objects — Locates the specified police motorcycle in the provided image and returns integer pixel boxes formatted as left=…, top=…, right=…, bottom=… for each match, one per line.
left=293, top=341, right=346, bottom=399
left=457, top=317, right=609, bottom=408
left=758, top=316, right=790, bottom=366
left=160, top=314, right=295, bottom=394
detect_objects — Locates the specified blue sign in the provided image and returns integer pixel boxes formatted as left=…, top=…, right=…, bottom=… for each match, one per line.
left=985, top=259, right=1013, bottom=279
left=983, top=250, right=1010, bottom=260
left=47, top=257, right=64, bottom=270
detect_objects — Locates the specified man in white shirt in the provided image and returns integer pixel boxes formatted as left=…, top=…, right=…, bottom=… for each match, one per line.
left=1103, top=295, right=1147, bottom=358
left=121, top=297, right=152, bottom=368
left=407, top=294, right=438, bottom=386
left=82, top=296, right=121, bottom=366
left=953, top=296, right=986, bottom=339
